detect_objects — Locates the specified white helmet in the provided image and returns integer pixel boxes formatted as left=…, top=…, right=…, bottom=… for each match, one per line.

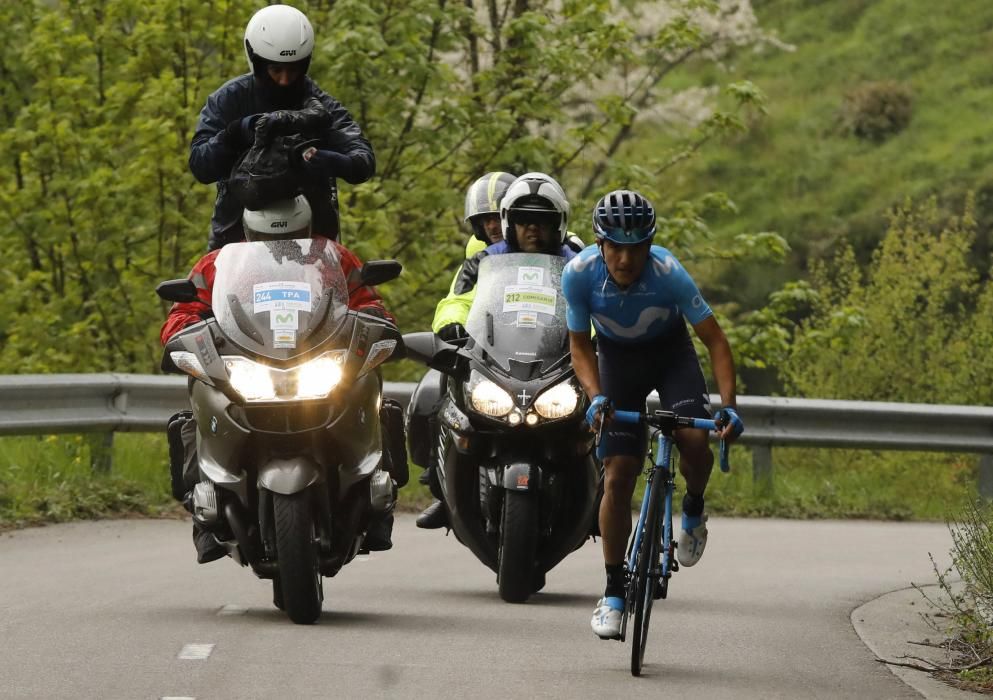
left=243, top=196, right=312, bottom=241
left=244, top=5, right=315, bottom=72
left=500, top=172, right=570, bottom=250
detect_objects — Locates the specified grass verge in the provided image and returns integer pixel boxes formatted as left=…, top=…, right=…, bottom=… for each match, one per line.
left=0, top=435, right=982, bottom=530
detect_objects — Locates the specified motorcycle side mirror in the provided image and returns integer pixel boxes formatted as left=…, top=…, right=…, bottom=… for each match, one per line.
left=156, top=279, right=199, bottom=303
left=360, top=260, right=402, bottom=287
left=402, top=331, right=461, bottom=374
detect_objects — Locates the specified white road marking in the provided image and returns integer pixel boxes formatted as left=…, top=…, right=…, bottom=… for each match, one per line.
left=177, top=643, right=215, bottom=660
left=217, top=605, right=247, bottom=616
left=161, top=696, right=196, bottom=700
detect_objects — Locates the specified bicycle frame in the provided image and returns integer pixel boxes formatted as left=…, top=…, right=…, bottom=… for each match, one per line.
left=625, top=431, right=675, bottom=597
left=608, top=408, right=730, bottom=675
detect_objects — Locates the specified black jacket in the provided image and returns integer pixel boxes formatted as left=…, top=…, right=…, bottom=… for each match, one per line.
left=189, top=74, right=376, bottom=250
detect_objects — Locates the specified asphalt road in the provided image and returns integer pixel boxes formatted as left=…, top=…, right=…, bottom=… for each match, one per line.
left=0, top=515, right=953, bottom=699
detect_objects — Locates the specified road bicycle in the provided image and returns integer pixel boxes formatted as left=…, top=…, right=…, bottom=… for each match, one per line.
left=608, top=409, right=731, bottom=676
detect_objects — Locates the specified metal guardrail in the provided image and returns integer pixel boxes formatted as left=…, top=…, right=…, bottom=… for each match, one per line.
left=0, top=374, right=991, bottom=497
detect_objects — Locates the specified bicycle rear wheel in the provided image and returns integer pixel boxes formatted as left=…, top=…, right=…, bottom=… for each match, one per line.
left=630, top=481, right=661, bottom=676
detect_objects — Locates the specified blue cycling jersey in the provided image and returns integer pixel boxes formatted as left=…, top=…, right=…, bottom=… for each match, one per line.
left=561, top=245, right=713, bottom=343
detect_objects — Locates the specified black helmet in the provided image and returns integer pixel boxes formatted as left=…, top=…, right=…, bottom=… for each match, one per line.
left=592, top=190, right=656, bottom=245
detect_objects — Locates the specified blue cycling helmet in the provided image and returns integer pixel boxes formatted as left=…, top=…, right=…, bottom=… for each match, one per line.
left=592, top=190, right=656, bottom=244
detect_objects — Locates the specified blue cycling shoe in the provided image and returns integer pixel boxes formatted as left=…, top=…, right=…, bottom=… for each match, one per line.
left=591, top=596, right=624, bottom=639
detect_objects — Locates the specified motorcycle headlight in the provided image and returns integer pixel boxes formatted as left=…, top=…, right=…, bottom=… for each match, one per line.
left=534, top=382, right=580, bottom=420
left=470, top=378, right=515, bottom=417
left=223, top=350, right=346, bottom=402
left=295, top=354, right=344, bottom=399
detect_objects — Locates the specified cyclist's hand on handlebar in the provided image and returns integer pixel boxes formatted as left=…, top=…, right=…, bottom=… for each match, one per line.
left=713, top=407, right=744, bottom=441
left=585, top=395, right=612, bottom=432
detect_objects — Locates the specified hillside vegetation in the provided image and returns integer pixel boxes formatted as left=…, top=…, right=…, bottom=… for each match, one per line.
left=645, top=0, right=993, bottom=307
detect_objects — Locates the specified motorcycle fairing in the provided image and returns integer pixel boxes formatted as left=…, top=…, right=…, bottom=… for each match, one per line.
left=191, top=368, right=384, bottom=506
left=465, top=253, right=569, bottom=376
left=212, top=238, right=351, bottom=362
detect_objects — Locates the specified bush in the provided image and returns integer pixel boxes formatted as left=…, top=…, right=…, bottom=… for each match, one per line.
left=916, top=500, right=993, bottom=692
left=841, top=80, right=913, bottom=141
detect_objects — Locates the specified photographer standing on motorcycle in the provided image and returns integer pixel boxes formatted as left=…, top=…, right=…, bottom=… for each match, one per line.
left=561, top=190, right=744, bottom=640
left=162, top=196, right=399, bottom=563
left=190, top=4, right=375, bottom=250
left=415, top=172, right=578, bottom=529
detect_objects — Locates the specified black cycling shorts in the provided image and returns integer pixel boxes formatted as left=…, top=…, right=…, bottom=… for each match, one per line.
left=596, top=322, right=712, bottom=459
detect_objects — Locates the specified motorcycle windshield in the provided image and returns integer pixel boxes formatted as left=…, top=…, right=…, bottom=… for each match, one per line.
left=465, top=253, right=568, bottom=373
left=212, top=239, right=350, bottom=360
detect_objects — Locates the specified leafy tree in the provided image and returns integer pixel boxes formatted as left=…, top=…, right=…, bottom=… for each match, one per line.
left=0, top=0, right=788, bottom=377
left=781, top=197, right=986, bottom=402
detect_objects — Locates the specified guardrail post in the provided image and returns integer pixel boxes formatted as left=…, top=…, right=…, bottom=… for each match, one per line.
left=89, top=433, right=114, bottom=474
left=980, top=455, right=993, bottom=502
left=752, top=443, right=773, bottom=496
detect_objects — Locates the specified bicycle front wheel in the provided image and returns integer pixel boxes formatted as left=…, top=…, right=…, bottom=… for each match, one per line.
left=631, top=482, right=661, bottom=676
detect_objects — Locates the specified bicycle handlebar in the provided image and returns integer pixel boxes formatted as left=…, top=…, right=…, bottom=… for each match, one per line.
left=610, top=409, right=731, bottom=473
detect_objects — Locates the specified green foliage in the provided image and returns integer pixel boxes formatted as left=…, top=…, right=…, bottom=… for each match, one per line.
left=782, top=198, right=986, bottom=402
left=644, top=0, right=993, bottom=308
left=704, top=447, right=978, bottom=521
left=0, top=0, right=787, bottom=376
left=841, top=80, right=913, bottom=142
left=0, top=434, right=177, bottom=527
left=918, top=500, right=993, bottom=691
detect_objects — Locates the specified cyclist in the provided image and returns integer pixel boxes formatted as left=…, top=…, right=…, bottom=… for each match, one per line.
left=189, top=4, right=375, bottom=249
left=415, top=172, right=577, bottom=528
left=560, top=189, right=743, bottom=639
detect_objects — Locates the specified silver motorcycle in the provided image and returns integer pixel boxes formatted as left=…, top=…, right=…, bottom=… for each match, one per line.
left=158, top=238, right=403, bottom=624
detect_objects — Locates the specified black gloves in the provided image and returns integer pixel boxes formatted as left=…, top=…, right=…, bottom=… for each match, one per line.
left=437, top=323, right=467, bottom=343
left=224, top=115, right=259, bottom=152
left=255, top=100, right=329, bottom=143
left=298, top=145, right=355, bottom=180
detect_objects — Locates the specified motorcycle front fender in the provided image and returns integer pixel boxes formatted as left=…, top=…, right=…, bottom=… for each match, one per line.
left=258, top=456, right=321, bottom=495
left=501, top=462, right=543, bottom=492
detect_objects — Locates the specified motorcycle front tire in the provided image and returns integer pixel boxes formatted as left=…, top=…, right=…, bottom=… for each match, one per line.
left=497, top=490, right=539, bottom=604
left=273, top=491, right=323, bottom=624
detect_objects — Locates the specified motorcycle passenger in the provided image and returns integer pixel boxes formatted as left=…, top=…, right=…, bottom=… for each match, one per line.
left=445, top=171, right=585, bottom=307
left=416, top=171, right=578, bottom=529
left=408, top=172, right=518, bottom=497
left=462, top=171, right=517, bottom=255
left=161, top=196, right=399, bottom=563
left=560, top=189, right=744, bottom=640
left=189, top=4, right=375, bottom=250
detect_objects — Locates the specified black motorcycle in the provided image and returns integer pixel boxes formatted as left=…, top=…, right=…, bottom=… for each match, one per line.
left=405, top=253, right=598, bottom=603
left=158, top=238, right=403, bottom=624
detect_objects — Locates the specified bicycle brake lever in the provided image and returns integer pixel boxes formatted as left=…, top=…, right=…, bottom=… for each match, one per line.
left=719, top=439, right=730, bottom=473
